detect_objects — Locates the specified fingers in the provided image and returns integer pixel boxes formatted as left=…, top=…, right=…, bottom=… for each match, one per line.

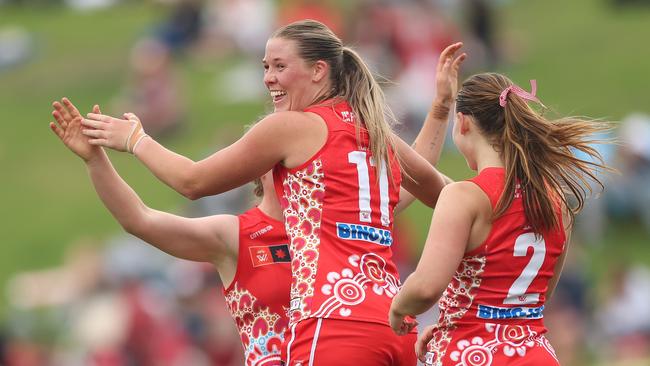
left=61, top=97, right=81, bottom=119
left=452, top=53, right=467, bottom=71
left=52, top=102, right=70, bottom=129
left=82, top=128, right=106, bottom=139
left=86, top=112, right=120, bottom=123
left=81, top=118, right=107, bottom=129
left=437, top=42, right=463, bottom=72
left=49, top=122, right=64, bottom=140
left=51, top=110, right=68, bottom=130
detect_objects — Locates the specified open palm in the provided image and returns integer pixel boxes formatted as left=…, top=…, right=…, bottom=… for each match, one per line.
left=50, top=98, right=101, bottom=161
left=435, top=42, right=466, bottom=104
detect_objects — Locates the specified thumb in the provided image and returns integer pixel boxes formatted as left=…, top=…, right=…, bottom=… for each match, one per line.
left=93, top=104, right=102, bottom=114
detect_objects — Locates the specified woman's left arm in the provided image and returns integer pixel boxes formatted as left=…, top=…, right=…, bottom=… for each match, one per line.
left=389, top=182, right=479, bottom=334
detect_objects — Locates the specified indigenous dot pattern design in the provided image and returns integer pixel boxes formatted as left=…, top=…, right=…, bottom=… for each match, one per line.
left=426, top=255, right=486, bottom=365
left=314, top=253, right=400, bottom=318
left=224, top=283, right=285, bottom=366
left=426, top=323, right=558, bottom=366
left=278, top=159, right=326, bottom=324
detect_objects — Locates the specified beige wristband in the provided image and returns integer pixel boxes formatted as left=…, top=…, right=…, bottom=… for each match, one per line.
left=126, top=123, right=147, bottom=154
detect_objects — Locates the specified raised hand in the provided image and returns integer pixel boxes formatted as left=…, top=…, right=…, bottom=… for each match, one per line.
left=50, top=98, right=102, bottom=161
left=81, top=111, right=147, bottom=154
left=435, top=42, right=466, bottom=105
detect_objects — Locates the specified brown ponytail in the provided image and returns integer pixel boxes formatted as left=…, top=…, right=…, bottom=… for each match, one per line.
left=456, top=73, right=612, bottom=233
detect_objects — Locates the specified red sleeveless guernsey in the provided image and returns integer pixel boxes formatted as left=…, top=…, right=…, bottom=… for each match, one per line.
left=273, top=100, right=403, bottom=327
left=425, top=167, right=566, bottom=366
left=223, top=207, right=291, bottom=366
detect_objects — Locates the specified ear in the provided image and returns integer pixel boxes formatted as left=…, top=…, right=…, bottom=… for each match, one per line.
left=458, top=112, right=471, bottom=135
left=312, top=60, right=329, bottom=83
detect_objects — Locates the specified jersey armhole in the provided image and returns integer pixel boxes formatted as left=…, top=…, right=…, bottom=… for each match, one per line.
left=464, top=179, right=495, bottom=257
left=222, top=216, right=244, bottom=294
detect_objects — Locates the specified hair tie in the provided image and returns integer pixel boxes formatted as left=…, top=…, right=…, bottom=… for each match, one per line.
left=499, top=80, right=545, bottom=108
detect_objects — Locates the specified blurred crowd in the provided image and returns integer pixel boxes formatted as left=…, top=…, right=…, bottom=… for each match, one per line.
left=2, top=0, right=650, bottom=365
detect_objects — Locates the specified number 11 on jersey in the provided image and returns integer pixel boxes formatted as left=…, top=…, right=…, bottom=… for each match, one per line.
left=348, top=151, right=390, bottom=227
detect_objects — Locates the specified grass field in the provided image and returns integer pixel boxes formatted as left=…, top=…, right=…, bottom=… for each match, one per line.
left=0, top=0, right=649, bottom=318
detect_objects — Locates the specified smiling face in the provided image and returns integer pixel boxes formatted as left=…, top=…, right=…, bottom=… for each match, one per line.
left=263, top=37, right=325, bottom=112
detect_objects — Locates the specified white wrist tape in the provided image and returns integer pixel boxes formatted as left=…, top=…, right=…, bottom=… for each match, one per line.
left=125, top=116, right=148, bottom=154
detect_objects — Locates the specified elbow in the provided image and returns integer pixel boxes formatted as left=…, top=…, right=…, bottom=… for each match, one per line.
left=120, top=210, right=149, bottom=237
left=409, top=275, right=444, bottom=306
left=180, top=186, right=202, bottom=201
left=121, top=218, right=144, bottom=237
left=417, top=285, right=443, bottom=305
left=178, top=170, right=206, bottom=200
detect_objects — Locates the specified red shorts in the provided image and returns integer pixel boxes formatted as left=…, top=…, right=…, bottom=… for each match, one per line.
left=282, top=318, right=417, bottom=366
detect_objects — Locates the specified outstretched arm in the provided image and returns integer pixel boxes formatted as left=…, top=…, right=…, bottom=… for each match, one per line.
left=396, top=42, right=465, bottom=212
left=79, top=108, right=313, bottom=200
left=50, top=99, right=237, bottom=264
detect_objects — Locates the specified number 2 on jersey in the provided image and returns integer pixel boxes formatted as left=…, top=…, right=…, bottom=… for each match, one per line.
left=348, top=151, right=390, bottom=226
left=504, top=232, right=546, bottom=305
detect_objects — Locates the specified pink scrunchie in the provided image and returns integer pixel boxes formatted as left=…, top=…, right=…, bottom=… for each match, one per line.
left=499, top=80, right=545, bottom=108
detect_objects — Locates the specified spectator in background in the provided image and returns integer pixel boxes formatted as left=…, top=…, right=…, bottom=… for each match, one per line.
left=463, top=0, right=499, bottom=68
left=607, top=113, right=650, bottom=232
left=595, top=263, right=650, bottom=364
left=155, top=0, right=204, bottom=54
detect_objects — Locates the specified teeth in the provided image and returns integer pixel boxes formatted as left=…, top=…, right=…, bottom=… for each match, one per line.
left=270, top=90, right=286, bottom=98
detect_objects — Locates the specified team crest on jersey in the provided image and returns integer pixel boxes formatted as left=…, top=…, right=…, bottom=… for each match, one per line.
left=336, top=222, right=393, bottom=246
left=249, top=244, right=291, bottom=267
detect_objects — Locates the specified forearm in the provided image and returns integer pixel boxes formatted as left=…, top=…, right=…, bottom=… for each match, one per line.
left=412, top=98, right=451, bottom=166
left=134, top=137, right=201, bottom=199
left=393, top=273, right=442, bottom=317
left=85, top=151, right=149, bottom=233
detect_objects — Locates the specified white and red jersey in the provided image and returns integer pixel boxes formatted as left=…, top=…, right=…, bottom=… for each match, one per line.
left=425, top=167, right=565, bottom=366
left=223, top=207, right=291, bottom=366
left=273, top=100, right=403, bottom=327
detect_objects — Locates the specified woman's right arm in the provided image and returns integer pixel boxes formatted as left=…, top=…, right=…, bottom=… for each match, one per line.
left=80, top=109, right=319, bottom=200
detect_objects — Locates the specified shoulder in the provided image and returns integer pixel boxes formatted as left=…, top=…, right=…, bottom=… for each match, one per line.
left=203, top=214, right=240, bottom=248
left=249, top=111, right=325, bottom=141
left=438, top=181, right=490, bottom=213
left=441, top=181, right=486, bottom=199
left=258, top=111, right=324, bottom=129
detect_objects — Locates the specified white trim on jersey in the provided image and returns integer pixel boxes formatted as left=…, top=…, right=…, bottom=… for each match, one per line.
left=308, top=318, right=323, bottom=366
left=286, top=323, right=297, bottom=365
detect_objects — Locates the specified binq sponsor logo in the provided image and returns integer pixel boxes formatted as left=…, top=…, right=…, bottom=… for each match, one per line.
left=477, top=304, right=545, bottom=320
left=336, top=222, right=393, bottom=246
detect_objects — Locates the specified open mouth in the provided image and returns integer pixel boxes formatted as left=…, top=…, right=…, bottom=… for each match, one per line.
left=270, top=90, right=287, bottom=102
